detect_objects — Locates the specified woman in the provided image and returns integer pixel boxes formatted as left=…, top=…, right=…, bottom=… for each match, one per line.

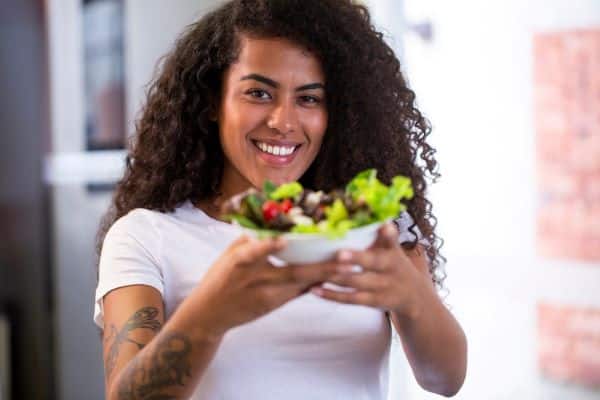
left=94, top=1, right=467, bottom=399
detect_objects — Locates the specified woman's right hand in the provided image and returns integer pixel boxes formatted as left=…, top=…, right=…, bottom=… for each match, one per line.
left=191, top=234, right=340, bottom=336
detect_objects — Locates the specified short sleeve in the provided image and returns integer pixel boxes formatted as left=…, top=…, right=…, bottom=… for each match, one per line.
left=394, top=211, right=430, bottom=247
left=93, top=209, right=164, bottom=329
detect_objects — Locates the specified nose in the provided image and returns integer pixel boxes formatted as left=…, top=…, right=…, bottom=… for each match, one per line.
left=267, top=98, right=299, bottom=134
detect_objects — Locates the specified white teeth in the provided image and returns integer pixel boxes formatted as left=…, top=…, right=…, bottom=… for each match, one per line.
left=255, top=141, right=297, bottom=157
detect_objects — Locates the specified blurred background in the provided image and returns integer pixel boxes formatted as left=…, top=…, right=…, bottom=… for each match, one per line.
left=0, top=0, right=598, bottom=399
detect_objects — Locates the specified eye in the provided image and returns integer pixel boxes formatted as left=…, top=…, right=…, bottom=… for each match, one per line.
left=299, top=95, right=322, bottom=105
left=246, top=89, right=271, bottom=100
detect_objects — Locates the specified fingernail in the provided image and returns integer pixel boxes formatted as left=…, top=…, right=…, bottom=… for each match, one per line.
left=311, top=287, right=323, bottom=296
left=337, top=264, right=363, bottom=274
left=337, top=250, right=352, bottom=262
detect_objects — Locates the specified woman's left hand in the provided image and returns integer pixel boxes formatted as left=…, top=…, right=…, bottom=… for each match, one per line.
left=311, top=222, right=434, bottom=320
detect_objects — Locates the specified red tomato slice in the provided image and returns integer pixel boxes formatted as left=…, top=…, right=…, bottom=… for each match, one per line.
left=262, top=200, right=280, bottom=221
left=280, top=199, right=293, bottom=213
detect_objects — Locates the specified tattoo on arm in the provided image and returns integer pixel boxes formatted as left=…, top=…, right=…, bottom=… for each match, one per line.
left=105, top=307, right=162, bottom=380
left=117, top=332, right=193, bottom=400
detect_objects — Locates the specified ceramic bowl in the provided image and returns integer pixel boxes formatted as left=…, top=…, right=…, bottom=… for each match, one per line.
left=240, top=220, right=388, bottom=264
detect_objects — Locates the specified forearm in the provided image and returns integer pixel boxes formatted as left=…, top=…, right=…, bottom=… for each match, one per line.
left=108, top=292, right=225, bottom=400
left=390, top=283, right=467, bottom=397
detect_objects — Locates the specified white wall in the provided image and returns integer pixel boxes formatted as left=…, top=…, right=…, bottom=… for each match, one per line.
left=399, top=0, right=600, bottom=399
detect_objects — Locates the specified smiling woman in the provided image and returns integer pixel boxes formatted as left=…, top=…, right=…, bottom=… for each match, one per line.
left=216, top=36, right=328, bottom=190
left=93, top=1, right=465, bottom=399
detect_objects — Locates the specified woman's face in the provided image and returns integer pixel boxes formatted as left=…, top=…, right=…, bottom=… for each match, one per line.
left=216, top=34, right=328, bottom=197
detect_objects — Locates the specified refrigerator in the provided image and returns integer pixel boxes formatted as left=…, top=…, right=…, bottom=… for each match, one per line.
left=44, top=1, right=223, bottom=398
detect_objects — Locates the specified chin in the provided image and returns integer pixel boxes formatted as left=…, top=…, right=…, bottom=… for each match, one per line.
left=257, top=171, right=300, bottom=186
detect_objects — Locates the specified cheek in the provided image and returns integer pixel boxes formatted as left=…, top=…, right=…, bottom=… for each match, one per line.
left=305, top=110, right=328, bottom=147
left=219, top=102, right=260, bottom=147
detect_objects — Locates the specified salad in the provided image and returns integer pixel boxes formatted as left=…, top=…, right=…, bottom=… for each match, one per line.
left=222, top=169, right=414, bottom=238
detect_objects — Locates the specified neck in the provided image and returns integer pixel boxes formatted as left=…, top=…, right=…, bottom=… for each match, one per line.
left=217, top=164, right=255, bottom=204
left=196, top=163, right=255, bottom=219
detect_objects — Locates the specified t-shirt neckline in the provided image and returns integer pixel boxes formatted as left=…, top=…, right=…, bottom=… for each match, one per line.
left=182, top=199, right=238, bottom=229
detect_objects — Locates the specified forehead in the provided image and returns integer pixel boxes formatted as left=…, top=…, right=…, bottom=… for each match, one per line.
left=226, top=35, right=325, bottom=83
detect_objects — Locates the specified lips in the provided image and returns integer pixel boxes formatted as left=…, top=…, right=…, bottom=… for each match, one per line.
left=251, top=138, right=304, bottom=147
left=250, top=139, right=303, bottom=166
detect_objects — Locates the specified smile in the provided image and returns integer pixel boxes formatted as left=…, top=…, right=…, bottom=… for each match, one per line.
left=251, top=140, right=303, bottom=166
left=251, top=140, right=302, bottom=156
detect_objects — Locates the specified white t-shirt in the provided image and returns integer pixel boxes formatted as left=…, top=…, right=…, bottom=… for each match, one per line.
left=94, top=200, right=428, bottom=399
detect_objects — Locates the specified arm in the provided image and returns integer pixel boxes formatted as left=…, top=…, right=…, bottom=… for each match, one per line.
left=389, top=244, right=467, bottom=397
left=102, top=284, right=224, bottom=400
left=101, top=233, right=345, bottom=399
left=311, top=223, right=468, bottom=397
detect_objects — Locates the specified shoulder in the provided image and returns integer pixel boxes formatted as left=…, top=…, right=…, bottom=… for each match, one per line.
left=102, top=208, right=167, bottom=259
left=106, top=205, right=181, bottom=242
left=102, top=201, right=200, bottom=254
left=109, top=208, right=160, bottom=234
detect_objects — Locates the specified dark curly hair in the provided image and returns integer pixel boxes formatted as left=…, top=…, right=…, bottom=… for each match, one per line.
left=96, top=0, right=447, bottom=290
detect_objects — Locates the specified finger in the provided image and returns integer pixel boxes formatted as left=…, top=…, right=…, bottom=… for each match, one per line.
left=370, top=224, right=390, bottom=249
left=278, top=260, right=340, bottom=285
left=310, top=286, right=379, bottom=308
left=382, top=223, right=400, bottom=248
left=371, top=223, right=399, bottom=249
left=336, top=248, right=388, bottom=273
left=234, top=236, right=287, bottom=265
left=326, top=271, right=385, bottom=292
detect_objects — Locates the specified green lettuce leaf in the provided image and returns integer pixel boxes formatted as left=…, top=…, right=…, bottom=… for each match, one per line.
left=325, top=198, right=348, bottom=225
left=291, top=200, right=352, bottom=238
left=224, top=214, right=259, bottom=229
left=345, top=168, right=377, bottom=197
left=290, top=223, right=321, bottom=234
left=263, top=180, right=277, bottom=198
left=326, top=219, right=354, bottom=238
left=269, top=182, right=303, bottom=200
left=289, top=218, right=353, bottom=239
left=350, top=209, right=374, bottom=226
left=244, top=193, right=265, bottom=223
left=345, top=168, right=414, bottom=221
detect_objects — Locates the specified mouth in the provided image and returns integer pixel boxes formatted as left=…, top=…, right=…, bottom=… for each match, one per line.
left=250, top=139, right=303, bottom=166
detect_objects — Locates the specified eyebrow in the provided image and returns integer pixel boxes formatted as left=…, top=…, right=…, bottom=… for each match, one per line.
left=240, top=73, right=325, bottom=91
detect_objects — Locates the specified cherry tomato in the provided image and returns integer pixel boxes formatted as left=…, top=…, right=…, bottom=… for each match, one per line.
left=280, top=199, right=293, bottom=213
left=262, top=200, right=280, bottom=221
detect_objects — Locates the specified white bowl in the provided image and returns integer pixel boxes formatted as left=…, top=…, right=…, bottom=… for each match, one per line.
left=241, top=220, right=389, bottom=264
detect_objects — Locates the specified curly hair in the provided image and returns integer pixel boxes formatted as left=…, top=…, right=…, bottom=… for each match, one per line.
left=96, top=0, right=447, bottom=290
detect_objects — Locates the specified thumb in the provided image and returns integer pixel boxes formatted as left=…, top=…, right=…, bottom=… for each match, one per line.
left=228, top=234, right=252, bottom=249
left=235, top=236, right=287, bottom=265
left=370, top=222, right=399, bottom=249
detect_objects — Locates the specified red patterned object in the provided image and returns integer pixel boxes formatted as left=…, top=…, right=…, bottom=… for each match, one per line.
left=534, top=29, right=600, bottom=262
left=537, top=302, right=600, bottom=388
